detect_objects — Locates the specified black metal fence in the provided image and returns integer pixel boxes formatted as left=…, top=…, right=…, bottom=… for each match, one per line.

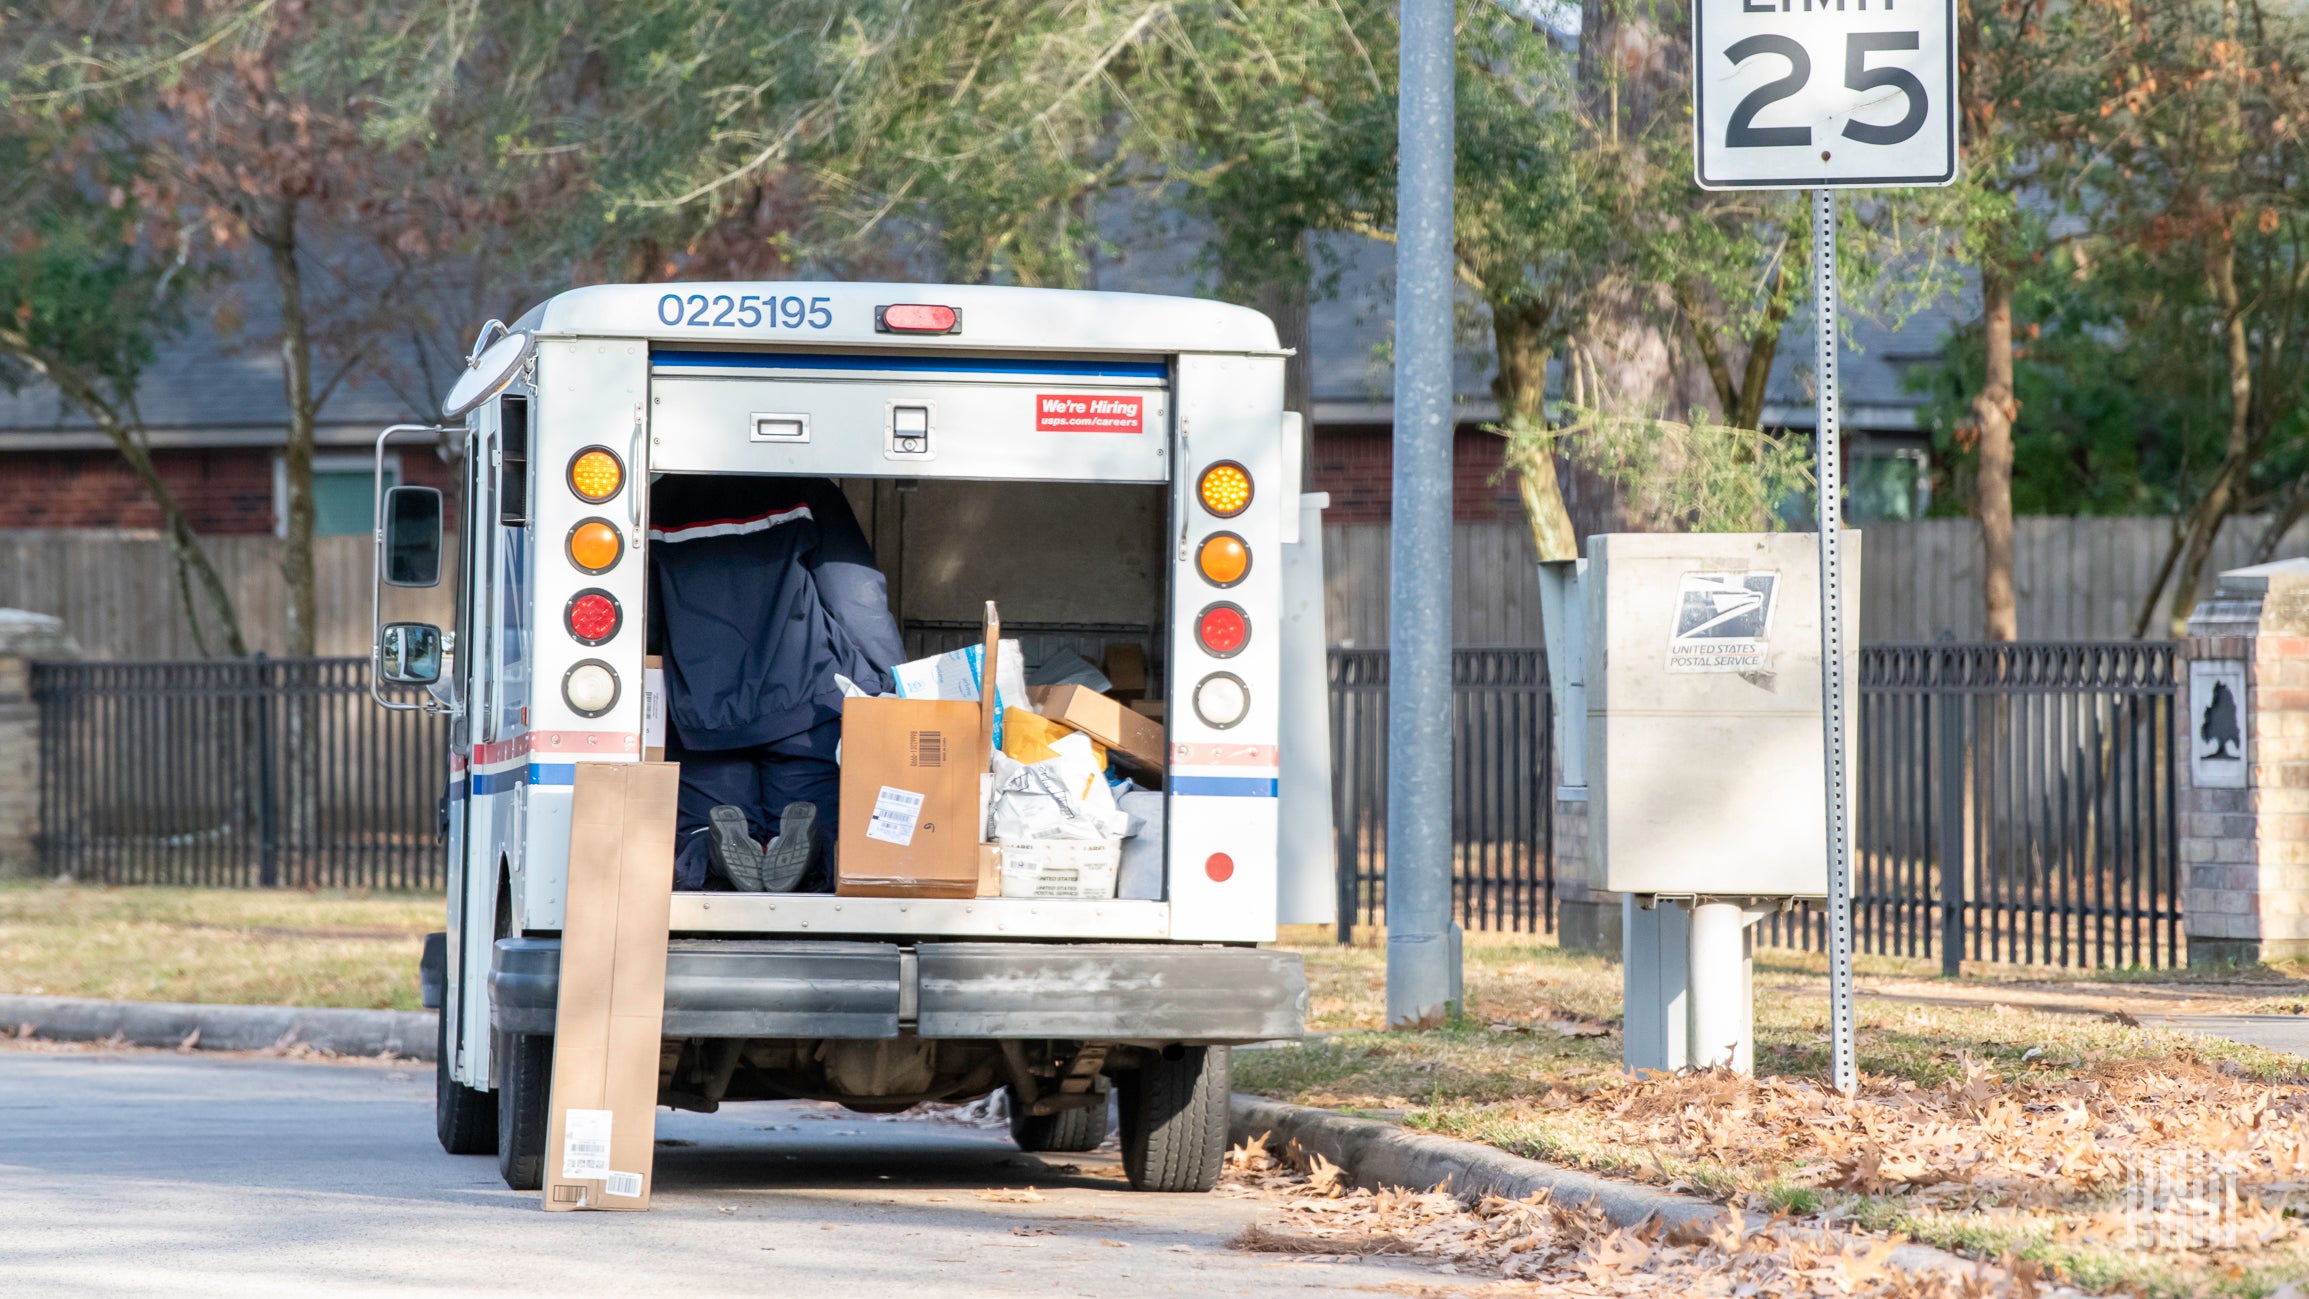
left=31, top=640, right=2181, bottom=969
left=1759, top=641, right=2183, bottom=968
left=33, top=658, right=446, bottom=889
left=1331, top=648, right=1555, bottom=938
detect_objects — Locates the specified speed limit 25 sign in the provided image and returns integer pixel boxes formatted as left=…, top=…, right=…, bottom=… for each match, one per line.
left=1693, top=0, right=1958, bottom=190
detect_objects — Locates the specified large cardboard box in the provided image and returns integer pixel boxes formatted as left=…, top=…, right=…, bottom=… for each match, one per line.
left=835, top=698, right=985, bottom=898
left=543, top=761, right=679, bottom=1212
left=1030, top=684, right=1166, bottom=777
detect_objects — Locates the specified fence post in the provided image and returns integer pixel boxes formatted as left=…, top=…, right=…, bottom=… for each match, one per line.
left=254, top=654, right=280, bottom=888
left=1936, top=642, right=1967, bottom=977
left=0, top=611, right=78, bottom=879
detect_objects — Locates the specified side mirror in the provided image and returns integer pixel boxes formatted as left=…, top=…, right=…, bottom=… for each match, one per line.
left=382, top=485, right=444, bottom=588
left=380, top=622, right=445, bottom=685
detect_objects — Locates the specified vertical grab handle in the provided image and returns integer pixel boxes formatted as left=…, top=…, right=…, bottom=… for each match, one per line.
left=629, top=405, right=646, bottom=546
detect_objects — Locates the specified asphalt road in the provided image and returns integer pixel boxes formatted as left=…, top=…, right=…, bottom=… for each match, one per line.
left=0, top=1048, right=1440, bottom=1298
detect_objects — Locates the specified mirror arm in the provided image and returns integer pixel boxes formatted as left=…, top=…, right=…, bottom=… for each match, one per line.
left=372, top=423, right=457, bottom=712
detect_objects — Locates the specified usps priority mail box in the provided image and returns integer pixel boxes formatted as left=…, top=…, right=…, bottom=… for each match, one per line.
left=1586, top=532, right=1858, bottom=896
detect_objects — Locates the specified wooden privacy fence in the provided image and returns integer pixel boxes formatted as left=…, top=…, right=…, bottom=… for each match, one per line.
left=1320, top=514, right=2309, bottom=649
left=6, top=516, right=2306, bottom=660
left=0, top=530, right=455, bottom=661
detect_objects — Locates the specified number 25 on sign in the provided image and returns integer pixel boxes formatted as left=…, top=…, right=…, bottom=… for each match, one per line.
left=1693, top=0, right=1959, bottom=190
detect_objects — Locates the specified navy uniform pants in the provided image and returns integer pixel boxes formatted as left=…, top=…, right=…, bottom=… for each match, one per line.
left=668, top=719, right=841, bottom=891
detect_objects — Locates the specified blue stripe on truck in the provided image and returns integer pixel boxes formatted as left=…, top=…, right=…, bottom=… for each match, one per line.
left=1170, top=775, right=1279, bottom=799
left=652, top=349, right=1168, bottom=381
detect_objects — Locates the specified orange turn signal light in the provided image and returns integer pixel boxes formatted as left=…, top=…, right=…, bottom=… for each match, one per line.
left=569, top=447, right=623, bottom=502
left=1197, top=532, right=1249, bottom=587
left=568, top=518, right=622, bottom=573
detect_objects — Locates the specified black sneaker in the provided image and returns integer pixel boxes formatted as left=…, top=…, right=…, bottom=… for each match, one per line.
left=758, top=802, right=818, bottom=893
left=706, top=804, right=768, bottom=891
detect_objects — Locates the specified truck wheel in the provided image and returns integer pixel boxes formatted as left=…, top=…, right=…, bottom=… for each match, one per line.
left=1007, top=1087, right=1109, bottom=1153
left=435, top=1008, right=497, bottom=1155
left=496, top=1029, right=553, bottom=1191
left=1118, top=1046, right=1228, bottom=1192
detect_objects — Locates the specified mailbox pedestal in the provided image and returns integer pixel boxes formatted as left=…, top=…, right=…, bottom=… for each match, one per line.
left=1570, top=533, right=1855, bottom=1075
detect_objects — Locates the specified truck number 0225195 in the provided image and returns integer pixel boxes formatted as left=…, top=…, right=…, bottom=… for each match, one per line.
left=657, top=292, right=834, bottom=330
left=1724, top=31, right=1929, bottom=149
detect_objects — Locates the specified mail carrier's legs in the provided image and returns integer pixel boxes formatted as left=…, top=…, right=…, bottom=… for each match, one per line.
left=669, top=723, right=842, bottom=892
left=759, top=720, right=842, bottom=893
left=669, top=742, right=762, bottom=890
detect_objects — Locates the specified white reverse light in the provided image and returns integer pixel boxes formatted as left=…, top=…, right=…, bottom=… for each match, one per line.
left=563, top=659, right=619, bottom=716
left=1192, top=672, right=1250, bottom=730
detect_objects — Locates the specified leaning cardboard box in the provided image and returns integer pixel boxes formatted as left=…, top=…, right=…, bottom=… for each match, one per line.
left=1029, top=683, right=1166, bottom=781
left=542, top=761, right=679, bottom=1212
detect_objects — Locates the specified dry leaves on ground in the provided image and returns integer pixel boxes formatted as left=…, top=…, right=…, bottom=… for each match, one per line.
left=1506, top=1053, right=2309, bottom=1231
left=1220, top=1133, right=2054, bottom=1297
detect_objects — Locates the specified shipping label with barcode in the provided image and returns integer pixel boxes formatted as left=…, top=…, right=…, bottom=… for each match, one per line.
left=604, top=1170, right=644, bottom=1198
left=561, top=1108, right=613, bottom=1179
left=866, top=786, right=926, bottom=846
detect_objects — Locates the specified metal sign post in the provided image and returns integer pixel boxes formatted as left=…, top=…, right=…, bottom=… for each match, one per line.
left=1811, top=188, right=1857, bottom=1096
left=1689, top=0, right=1959, bottom=1094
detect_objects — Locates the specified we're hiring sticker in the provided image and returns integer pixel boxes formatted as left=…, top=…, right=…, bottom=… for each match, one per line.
left=1035, top=393, right=1144, bottom=433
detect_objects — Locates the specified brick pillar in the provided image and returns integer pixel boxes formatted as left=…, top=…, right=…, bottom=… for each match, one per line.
left=0, top=611, right=77, bottom=879
left=2181, top=560, right=2309, bottom=967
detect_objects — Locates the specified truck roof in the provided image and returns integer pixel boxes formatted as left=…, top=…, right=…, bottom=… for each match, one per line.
left=512, top=283, right=1284, bottom=356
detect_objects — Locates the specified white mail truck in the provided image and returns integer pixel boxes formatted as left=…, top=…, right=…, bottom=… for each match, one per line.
left=372, top=283, right=1327, bottom=1193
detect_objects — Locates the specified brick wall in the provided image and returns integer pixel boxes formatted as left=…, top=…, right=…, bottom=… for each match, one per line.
left=0, top=448, right=276, bottom=533
left=1310, top=426, right=1524, bottom=524
left=0, top=447, right=456, bottom=534
left=1310, top=425, right=1626, bottom=541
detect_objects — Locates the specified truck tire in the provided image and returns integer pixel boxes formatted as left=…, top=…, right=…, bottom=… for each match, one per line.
left=1118, top=1046, right=1228, bottom=1192
left=1007, top=1087, right=1109, bottom=1153
left=496, top=1029, right=553, bottom=1191
left=435, top=1009, right=497, bottom=1155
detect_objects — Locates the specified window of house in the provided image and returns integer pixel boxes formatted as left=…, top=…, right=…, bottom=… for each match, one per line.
left=278, top=452, right=398, bottom=537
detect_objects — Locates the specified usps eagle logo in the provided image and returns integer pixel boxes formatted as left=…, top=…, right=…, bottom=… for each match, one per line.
left=1666, top=572, right=1780, bottom=673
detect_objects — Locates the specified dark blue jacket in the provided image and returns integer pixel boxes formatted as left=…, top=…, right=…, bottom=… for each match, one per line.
left=647, top=476, right=905, bottom=752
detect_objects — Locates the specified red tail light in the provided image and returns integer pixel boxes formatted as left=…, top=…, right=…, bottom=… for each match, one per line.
left=1196, top=602, right=1249, bottom=657
left=566, top=589, right=622, bottom=645
left=877, top=303, right=960, bottom=334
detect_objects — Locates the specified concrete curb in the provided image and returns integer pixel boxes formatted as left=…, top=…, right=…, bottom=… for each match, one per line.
left=0, top=995, right=435, bottom=1061
left=1228, top=1093, right=2024, bottom=1286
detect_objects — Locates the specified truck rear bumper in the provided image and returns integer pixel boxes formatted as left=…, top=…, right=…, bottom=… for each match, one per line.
left=489, top=937, right=1307, bottom=1044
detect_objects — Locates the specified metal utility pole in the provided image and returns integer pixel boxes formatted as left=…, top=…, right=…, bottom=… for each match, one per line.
left=1385, top=0, right=1457, bottom=1030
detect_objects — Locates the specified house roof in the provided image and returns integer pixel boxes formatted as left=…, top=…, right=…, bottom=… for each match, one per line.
left=0, top=224, right=1956, bottom=451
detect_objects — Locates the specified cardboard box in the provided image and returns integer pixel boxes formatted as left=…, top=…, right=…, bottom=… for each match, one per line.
left=641, top=656, right=667, bottom=763
left=1101, top=644, right=1149, bottom=701
left=1128, top=700, right=1164, bottom=723
left=1030, top=684, right=1166, bottom=777
left=999, top=839, right=1122, bottom=899
left=835, top=697, right=985, bottom=898
left=543, top=762, right=679, bottom=1212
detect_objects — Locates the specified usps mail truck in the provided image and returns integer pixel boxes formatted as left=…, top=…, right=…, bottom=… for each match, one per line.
left=373, top=284, right=1328, bottom=1193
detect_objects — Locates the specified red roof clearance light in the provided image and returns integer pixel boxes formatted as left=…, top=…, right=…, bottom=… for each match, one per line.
left=876, top=303, right=960, bottom=334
